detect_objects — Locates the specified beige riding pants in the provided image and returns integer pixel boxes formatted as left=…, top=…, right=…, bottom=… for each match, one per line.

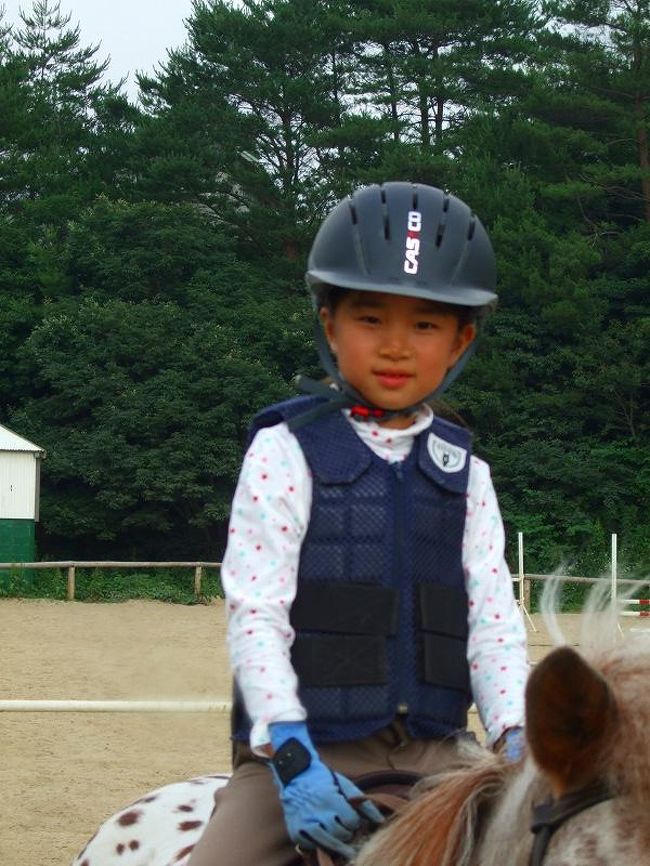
left=187, top=721, right=464, bottom=866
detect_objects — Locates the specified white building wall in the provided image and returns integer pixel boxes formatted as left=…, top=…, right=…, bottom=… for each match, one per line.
left=0, top=452, right=39, bottom=519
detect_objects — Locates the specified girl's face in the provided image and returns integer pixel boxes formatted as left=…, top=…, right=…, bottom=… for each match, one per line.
left=320, top=291, right=476, bottom=429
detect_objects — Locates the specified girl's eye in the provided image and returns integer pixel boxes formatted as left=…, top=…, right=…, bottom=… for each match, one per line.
left=358, top=314, right=380, bottom=324
left=416, top=320, right=439, bottom=330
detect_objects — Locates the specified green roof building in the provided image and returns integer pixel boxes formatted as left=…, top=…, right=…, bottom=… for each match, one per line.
left=0, top=424, right=46, bottom=563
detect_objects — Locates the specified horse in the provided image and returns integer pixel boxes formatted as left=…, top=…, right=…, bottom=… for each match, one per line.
left=355, top=589, right=650, bottom=866
left=71, top=774, right=231, bottom=866
left=72, top=594, right=650, bottom=866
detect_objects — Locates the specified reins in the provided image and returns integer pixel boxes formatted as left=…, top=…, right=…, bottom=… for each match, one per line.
left=301, top=770, right=614, bottom=866
left=298, top=770, right=420, bottom=866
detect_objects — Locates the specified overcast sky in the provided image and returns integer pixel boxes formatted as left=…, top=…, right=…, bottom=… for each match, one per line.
left=1, top=0, right=195, bottom=99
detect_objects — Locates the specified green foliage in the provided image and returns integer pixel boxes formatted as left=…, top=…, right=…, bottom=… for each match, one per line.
left=1, top=1, right=137, bottom=222
left=0, top=0, right=647, bottom=575
left=0, top=566, right=223, bottom=603
left=12, top=282, right=299, bottom=556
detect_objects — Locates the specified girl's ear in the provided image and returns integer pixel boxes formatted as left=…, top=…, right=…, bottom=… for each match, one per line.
left=319, top=307, right=337, bottom=353
left=450, top=323, right=476, bottom=364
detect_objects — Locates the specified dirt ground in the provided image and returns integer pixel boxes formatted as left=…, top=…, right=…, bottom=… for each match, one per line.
left=0, top=598, right=626, bottom=866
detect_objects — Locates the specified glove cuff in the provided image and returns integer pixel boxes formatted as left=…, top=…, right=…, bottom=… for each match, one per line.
left=499, top=726, right=526, bottom=762
left=269, top=720, right=313, bottom=752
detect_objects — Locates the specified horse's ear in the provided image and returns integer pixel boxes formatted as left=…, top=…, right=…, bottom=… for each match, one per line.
left=525, top=646, right=618, bottom=797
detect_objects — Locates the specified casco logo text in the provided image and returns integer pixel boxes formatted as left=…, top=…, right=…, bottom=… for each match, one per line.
left=403, top=210, right=422, bottom=274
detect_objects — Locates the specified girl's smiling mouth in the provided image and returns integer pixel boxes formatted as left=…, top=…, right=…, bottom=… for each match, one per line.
left=374, top=370, right=413, bottom=388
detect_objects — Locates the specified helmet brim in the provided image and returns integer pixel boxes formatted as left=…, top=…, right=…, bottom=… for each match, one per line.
left=306, top=269, right=497, bottom=308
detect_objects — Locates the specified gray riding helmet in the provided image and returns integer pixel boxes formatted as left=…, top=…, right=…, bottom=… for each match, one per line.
left=306, top=182, right=497, bottom=308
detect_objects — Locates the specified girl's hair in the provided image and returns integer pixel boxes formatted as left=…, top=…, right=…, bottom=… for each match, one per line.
left=313, top=283, right=483, bottom=329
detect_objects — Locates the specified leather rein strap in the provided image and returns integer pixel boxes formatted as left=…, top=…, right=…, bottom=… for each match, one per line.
left=301, top=773, right=614, bottom=866
left=309, top=792, right=410, bottom=866
left=529, top=780, right=613, bottom=866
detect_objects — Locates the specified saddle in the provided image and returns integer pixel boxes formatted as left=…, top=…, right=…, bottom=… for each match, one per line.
left=298, top=769, right=421, bottom=866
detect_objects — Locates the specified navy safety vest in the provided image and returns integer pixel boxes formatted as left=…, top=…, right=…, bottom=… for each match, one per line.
left=232, top=396, right=473, bottom=745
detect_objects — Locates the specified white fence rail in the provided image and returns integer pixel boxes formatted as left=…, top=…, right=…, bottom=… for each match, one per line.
left=1, top=533, right=646, bottom=715
left=0, top=699, right=232, bottom=713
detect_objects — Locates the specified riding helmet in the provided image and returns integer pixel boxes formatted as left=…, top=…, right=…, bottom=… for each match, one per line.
left=306, top=182, right=496, bottom=308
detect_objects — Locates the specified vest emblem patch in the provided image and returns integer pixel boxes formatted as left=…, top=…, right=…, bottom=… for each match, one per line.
left=427, top=433, right=467, bottom=473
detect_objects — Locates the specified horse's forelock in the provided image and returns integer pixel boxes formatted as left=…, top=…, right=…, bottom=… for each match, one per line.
left=540, top=575, right=622, bottom=654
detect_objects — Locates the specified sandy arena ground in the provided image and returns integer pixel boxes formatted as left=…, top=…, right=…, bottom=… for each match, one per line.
left=0, top=598, right=632, bottom=866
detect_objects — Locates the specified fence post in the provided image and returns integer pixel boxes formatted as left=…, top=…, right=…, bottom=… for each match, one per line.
left=518, top=532, right=532, bottom=610
left=517, top=532, right=536, bottom=631
left=611, top=533, right=617, bottom=603
left=67, top=566, right=76, bottom=601
left=194, top=565, right=203, bottom=596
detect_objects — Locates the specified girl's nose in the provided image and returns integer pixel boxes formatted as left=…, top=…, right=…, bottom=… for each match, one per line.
left=379, top=325, right=412, bottom=359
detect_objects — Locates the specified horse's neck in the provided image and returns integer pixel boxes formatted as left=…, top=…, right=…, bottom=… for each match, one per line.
left=474, top=761, right=545, bottom=866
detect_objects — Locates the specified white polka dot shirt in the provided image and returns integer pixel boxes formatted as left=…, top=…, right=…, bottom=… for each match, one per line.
left=222, top=406, right=528, bottom=753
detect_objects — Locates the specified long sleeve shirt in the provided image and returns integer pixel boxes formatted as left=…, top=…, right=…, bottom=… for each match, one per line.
left=221, top=406, right=528, bottom=753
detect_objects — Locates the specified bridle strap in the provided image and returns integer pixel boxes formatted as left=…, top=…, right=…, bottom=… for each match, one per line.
left=529, top=780, right=613, bottom=866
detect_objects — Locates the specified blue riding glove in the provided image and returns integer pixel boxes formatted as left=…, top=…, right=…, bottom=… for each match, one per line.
left=502, top=726, right=526, bottom=762
left=268, top=721, right=384, bottom=858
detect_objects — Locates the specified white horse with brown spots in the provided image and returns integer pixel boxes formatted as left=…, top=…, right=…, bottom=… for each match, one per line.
left=73, top=597, right=650, bottom=866
left=72, top=774, right=229, bottom=866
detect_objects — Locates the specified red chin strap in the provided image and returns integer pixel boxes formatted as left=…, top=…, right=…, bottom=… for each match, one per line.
left=349, top=405, right=387, bottom=421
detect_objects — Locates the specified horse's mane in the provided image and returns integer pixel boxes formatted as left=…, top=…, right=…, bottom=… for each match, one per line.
left=355, top=578, right=650, bottom=866
left=354, top=741, right=508, bottom=866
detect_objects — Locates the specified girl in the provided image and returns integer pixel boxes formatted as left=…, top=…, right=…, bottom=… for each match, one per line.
left=188, top=182, right=528, bottom=866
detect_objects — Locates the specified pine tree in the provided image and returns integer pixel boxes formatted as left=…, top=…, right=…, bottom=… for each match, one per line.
left=5, top=0, right=136, bottom=220
left=534, top=0, right=650, bottom=225
left=137, top=0, right=359, bottom=262
left=347, top=0, right=540, bottom=155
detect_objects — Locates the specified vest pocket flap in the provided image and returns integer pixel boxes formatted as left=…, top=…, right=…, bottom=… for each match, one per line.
left=290, top=583, right=398, bottom=635
left=292, top=635, right=388, bottom=686
left=421, top=633, right=470, bottom=692
left=419, top=583, right=468, bottom=639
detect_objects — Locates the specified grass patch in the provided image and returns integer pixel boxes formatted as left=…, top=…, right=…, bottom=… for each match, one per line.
left=0, top=566, right=223, bottom=604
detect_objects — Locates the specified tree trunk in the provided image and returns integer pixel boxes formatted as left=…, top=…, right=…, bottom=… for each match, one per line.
left=409, top=41, right=430, bottom=149
left=434, top=95, right=445, bottom=147
left=382, top=44, right=401, bottom=144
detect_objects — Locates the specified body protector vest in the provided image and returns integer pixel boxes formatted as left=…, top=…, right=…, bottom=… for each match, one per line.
left=232, top=396, right=473, bottom=745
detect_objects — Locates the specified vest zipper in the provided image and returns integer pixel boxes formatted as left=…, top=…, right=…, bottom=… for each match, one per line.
left=392, top=460, right=408, bottom=714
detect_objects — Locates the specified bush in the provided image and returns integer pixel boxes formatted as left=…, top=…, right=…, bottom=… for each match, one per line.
left=0, top=566, right=223, bottom=603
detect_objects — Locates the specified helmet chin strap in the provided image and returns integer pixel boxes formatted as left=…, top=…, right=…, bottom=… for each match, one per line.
left=289, top=322, right=477, bottom=431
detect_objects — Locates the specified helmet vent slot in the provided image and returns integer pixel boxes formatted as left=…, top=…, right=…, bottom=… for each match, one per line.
left=411, top=188, right=419, bottom=210
left=467, top=216, right=476, bottom=240
left=379, top=188, right=390, bottom=238
left=435, top=194, right=450, bottom=246
left=348, top=202, right=358, bottom=225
